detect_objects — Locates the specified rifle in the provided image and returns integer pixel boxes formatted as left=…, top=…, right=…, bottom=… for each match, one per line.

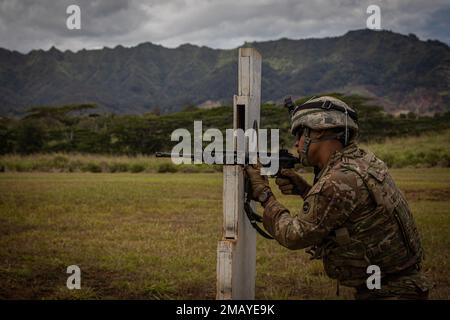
left=155, top=149, right=299, bottom=175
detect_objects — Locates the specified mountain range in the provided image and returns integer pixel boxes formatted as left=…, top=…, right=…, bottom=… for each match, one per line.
left=1, top=29, right=449, bottom=116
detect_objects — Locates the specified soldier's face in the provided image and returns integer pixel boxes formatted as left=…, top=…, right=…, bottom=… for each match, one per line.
left=294, top=129, right=321, bottom=166
left=294, top=130, right=304, bottom=153
left=294, top=130, right=313, bottom=164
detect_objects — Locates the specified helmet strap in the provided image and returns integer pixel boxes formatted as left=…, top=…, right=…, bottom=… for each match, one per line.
left=344, top=105, right=349, bottom=146
left=300, top=127, right=312, bottom=166
left=300, top=128, right=349, bottom=166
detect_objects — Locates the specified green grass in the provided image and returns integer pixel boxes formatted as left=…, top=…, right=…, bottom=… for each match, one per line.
left=0, top=168, right=449, bottom=299
left=0, top=153, right=222, bottom=174
left=361, top=130, right=450, bottom=168
left=1, top=130, right=450, bottom=173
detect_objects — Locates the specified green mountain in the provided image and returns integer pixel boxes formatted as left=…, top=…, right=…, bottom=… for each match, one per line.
left=1, top=29, right=449, bottom=116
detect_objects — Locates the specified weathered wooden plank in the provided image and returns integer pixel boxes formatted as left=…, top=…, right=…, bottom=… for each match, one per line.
left=216, top=240, right=233, bottom=300
left=217, top=47, right=261, bottom=300
left=223, top=165, right=239, bottom=239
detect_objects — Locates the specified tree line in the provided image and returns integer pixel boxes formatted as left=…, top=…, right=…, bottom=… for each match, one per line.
left=1, top=94, right=449, bottom=155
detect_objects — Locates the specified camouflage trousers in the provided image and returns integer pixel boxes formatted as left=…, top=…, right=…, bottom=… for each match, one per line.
left=354, top=269, right=432, bottom=300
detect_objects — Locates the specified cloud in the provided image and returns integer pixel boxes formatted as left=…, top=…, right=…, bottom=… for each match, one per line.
left=0, top=0, right=448, bottom=53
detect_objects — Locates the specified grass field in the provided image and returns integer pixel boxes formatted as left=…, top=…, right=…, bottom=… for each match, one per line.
left=360, top=130, right=450, bottom=168
left=1, top=130, right=450, bottom=173
left=0, top=168, right=449, bottom=300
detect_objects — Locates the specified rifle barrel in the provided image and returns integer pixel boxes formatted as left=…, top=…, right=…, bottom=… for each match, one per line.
left=155, top=152, right=194, bottom=158
left=154, top=151, right=299, bottom=166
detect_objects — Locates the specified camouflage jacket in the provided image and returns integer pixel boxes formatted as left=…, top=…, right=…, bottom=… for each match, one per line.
left=263, top=143, right=424, bottom=287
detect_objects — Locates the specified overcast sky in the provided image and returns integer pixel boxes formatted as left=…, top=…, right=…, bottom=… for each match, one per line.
left=0, top=0, right=449, bottom=53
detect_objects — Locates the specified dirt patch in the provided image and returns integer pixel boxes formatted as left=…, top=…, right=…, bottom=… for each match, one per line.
left=0, top=218, right=37, bottom=237
left=0, top=265, right=67, bottom=299
left=0, top=263, right=137, bottom=300
left=176, top=280, right=215, bottom=299
left=403, top=189, right=450, bottom=201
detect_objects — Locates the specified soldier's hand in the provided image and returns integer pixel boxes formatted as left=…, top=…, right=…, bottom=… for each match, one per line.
left=245, top=164, right=271, bottom=202
left=276, top=168, right=310, bottom=197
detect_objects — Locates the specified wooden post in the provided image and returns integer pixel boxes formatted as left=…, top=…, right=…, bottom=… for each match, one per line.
left=217, top=48, right=261, bottom=300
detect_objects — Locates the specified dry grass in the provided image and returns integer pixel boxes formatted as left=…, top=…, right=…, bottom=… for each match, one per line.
left=1, top=129, right=450, bottom=174
left=0, top=153, right=221, bottom=173
left=0, top=169, right=449, bottom=299
left=361, top=130, right=450, bottom=168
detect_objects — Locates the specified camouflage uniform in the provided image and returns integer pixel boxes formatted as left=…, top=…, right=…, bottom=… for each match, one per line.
left=261, top=97, right=432, bottom=299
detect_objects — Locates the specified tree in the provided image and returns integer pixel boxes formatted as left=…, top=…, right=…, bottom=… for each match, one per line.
left=0, top=118, right=15, bottom=154
left=24, top=104, right=97, bottom=148
left=16, top=121, right=46, bottom=154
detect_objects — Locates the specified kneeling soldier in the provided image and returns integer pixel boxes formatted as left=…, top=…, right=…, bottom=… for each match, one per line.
left=246, top=96, right=432, bottom=299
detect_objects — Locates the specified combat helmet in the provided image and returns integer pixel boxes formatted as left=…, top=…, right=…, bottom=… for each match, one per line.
left=289, top=96, right=359, bottom=166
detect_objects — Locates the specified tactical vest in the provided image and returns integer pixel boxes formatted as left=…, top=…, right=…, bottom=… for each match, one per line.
left=314, top=148, right=424, bottom=287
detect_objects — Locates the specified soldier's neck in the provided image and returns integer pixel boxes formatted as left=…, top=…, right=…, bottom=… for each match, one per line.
left=316, top=141, right=344, bottom=170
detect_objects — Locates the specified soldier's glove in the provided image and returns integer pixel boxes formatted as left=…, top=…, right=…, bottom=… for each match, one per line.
left=245, top=164, right=273, bottom=205
left=275, top=168, right=310, bottom=197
